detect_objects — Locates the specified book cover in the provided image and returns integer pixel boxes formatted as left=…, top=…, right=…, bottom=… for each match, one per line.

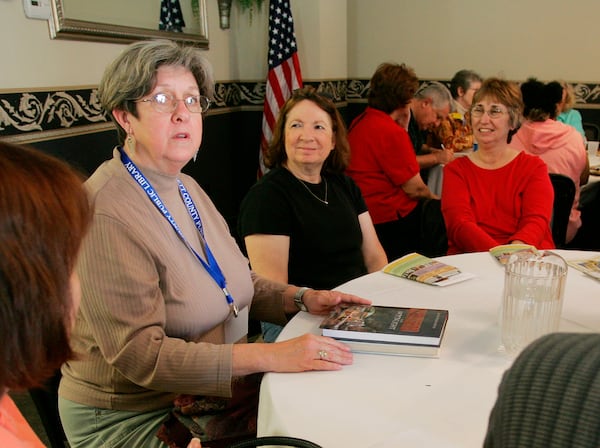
left=567, top=256, right=600, bottom=280
left=489, top=244, right=537, bottom=265
left=382, top=252, right=474, bottom=286
left=320, top=304, right=449, bottom=357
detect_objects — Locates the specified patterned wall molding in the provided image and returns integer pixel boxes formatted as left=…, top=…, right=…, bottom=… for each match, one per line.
left=3, top=79, right=600, bottom=143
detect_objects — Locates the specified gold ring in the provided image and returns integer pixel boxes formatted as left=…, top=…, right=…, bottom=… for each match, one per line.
left=318, top=349, right=328, bottom=360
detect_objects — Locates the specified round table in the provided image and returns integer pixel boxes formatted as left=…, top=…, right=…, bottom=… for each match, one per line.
left=257, top=250, right=600, bottom=448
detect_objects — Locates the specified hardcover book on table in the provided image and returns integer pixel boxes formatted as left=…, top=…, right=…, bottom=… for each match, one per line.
left=382, top=252, right=474, bottom=286
left=320, top=304, right=448, bottom=357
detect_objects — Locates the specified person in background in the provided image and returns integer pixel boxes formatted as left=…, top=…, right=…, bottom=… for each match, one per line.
left=556, top=80, right=586, bottom=139
left=441, top=77, right=555, bottom=254
left=58, top=39, right=370, bottom=448
left=408, top=81, right=455, bottom=180
left=0, top=141, right=91, bottom=448
left=450, top=69, right=483, bottom=117
left=512, top=78, right=588, bottom=244
left=428, top=69, right=483, bottom=152
left=484, top=333, right=600, bottom=448
left=238, top=86, right=387, bottom=343
left=347, top=62, right=441, bottom=262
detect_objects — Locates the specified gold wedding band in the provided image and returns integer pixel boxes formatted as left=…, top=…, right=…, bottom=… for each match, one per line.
left=318, top=349, right=328, bottom=360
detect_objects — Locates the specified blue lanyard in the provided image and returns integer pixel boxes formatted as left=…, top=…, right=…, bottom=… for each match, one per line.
left=118, top=147, right=238, bottom=317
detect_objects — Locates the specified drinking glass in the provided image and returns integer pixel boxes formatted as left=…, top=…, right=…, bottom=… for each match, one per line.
left=500, top=250, right=567, bottom=354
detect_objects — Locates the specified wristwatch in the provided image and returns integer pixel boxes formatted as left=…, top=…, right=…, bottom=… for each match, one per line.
left=293, top=287, right=309, bottom=312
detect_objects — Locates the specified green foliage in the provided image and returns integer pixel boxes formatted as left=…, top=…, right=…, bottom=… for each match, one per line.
left=191, top=0, right=200, bottom=22
left=236, top=0, right=264, bottom=24
left=236, top=0, right=265, bottom=13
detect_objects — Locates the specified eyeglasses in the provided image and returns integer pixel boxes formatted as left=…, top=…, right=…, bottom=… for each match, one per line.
left=470, top=106, right=507, bottom=119
left=137, top=93, right=211, bottom=114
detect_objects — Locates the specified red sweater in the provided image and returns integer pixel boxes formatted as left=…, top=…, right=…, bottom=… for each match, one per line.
left=347, top=107, right=420, bottom=224
left=441, top=152, right=555, bottom=254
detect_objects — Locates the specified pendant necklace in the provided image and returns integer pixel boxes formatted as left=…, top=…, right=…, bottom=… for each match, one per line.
left=297, top=176, right=328, bottom=205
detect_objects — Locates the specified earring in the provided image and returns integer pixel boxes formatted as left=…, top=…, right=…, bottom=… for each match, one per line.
left=193, top=151, right=199, bottom=162
left=126, top=129, right=135, bottom=152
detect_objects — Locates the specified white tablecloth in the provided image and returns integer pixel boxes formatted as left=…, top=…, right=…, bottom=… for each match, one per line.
left=257, top=250, right=600, bottom=448
left=427, top=150, right=471, bottom=196
left=586, top=153, right=600, bottom=187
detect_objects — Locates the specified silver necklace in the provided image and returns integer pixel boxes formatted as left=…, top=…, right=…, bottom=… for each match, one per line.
left=297, top=176, right=328, bottom=205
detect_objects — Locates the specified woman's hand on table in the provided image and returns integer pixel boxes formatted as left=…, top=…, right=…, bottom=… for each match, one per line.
left=233, top=332, right=357, bottom=375
left=302, top=289, right=371, bottom=315
left=271, top=333, right=354, bottom=372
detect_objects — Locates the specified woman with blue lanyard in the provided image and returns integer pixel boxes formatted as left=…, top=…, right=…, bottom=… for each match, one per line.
left=58, top=39, right=369, bottom=448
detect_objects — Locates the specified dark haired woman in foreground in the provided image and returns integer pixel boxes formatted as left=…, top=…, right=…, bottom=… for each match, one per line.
left=0, top=141, right=91, bottom=447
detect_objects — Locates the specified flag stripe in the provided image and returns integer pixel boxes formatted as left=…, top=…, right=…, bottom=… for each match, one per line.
left=258, top=0, right=303, bottom=177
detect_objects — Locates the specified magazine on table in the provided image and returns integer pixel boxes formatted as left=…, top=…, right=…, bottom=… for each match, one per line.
left=489, top=244, right=537, bottom=265
left=382, top=252, right=474, bottom=286
left=567, top=256, right=600, bottom=280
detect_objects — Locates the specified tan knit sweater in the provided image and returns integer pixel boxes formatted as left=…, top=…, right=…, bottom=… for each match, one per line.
left=59, top=149, right=288, bottom=411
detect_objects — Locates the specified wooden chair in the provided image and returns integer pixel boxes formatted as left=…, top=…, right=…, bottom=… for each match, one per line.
left=549, top=173, right=576, bottom=248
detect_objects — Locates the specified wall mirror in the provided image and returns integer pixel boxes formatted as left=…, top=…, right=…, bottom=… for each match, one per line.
left=48, top=0, right=209, bottom=47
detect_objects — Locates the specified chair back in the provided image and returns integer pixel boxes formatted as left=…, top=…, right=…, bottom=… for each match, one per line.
left=583, top=122, right=600, bottom=142
left=227, top=436, right=322, bottom=448
left=420, top=198, right=448, bottom=257
left=549, top=173, right=576, bottom=248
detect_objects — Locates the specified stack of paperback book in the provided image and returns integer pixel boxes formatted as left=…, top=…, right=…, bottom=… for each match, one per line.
left=320, top=304, right=449, bottom=357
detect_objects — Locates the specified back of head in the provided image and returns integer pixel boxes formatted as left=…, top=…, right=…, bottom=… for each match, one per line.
left=266, top=86, right=350, bottom=173
left=367, top=62, right=419, bottom=114
left=484, top=333, right=600, bottom=448
left=557, top=80, right=576, bottom=112
left=450, top=69, right=483, bottom=99
left=414, top=81, right=453, bottom=110
left=0, top=142, right=91, bottom=391
left=98, top=39, right=214, bottom=143
left=520, top=77, right=563, bottom=121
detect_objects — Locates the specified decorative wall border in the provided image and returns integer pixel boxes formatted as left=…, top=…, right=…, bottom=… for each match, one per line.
left=3, top=80, right=600, bottom=142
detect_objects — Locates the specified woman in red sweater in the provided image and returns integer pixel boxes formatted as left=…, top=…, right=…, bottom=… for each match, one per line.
left=441, top=78, right=555, bottom=254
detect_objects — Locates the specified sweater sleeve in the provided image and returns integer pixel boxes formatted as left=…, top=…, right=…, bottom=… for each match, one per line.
left=509, top=159, right=554, bottom=246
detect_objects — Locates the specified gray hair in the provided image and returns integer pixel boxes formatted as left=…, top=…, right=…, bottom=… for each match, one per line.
left=98, top=39, right=214, bottom=143
left=414, top=81, right=453, bottom=110
left=450, top=69, right=483, bottom=99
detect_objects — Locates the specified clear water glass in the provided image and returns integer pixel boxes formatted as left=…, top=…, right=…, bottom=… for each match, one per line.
left=500, top=250, right=567, bottom=354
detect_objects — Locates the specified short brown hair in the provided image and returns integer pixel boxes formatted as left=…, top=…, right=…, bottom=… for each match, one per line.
left=0, top=142, right=91, bottom=390
left=367, top=63, right=419, bottom=114
left=265, top=86, right=350, bottom=173
left=98, top=39, right=214, bottom=144
left=471, top=77, right=524, bottom=143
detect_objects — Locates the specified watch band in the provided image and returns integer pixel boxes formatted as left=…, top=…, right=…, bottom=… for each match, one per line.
left=293, top=287, right=309, bottom=312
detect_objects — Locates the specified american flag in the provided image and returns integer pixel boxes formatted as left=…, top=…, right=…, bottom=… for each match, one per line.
left=258, top=0, right=303, bottom=176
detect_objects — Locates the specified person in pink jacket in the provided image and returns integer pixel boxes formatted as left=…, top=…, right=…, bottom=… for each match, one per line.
left=512, top=78, right=589, bottom=244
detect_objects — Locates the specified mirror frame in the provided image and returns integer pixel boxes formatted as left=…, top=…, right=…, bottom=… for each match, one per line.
left=48, top=0, right=209, bottom=47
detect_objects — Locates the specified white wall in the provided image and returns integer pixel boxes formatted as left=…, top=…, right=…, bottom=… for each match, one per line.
left=348, top=0, right=600, bottom=82
left=1, top=0, right=600, bottom=91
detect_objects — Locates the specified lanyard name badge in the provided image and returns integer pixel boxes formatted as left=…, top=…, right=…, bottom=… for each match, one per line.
left=118, top=147, right=239, bottom=318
